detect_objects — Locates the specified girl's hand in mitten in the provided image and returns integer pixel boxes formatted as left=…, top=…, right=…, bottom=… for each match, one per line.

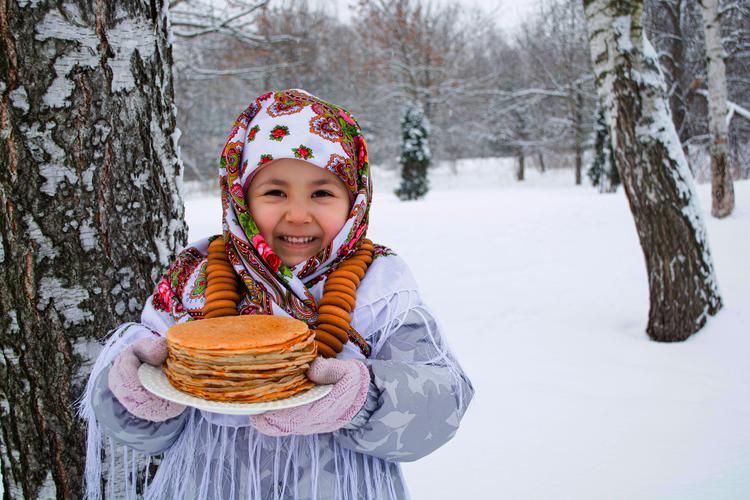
left=250, top=357, right=370, bottom=436
left=108, top=336, right=186, bottom=422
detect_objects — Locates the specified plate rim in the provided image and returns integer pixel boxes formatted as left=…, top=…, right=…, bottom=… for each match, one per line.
left=137, top=363, right=332, bottom=415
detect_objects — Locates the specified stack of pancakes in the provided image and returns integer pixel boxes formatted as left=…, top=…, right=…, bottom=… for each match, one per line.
left=163, top=315, right=317, bottom=403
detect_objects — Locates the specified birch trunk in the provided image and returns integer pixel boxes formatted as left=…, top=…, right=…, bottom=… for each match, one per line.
left=573, top=84, right=584, bottom=185
left=582, top=0, right=722, bottom=341
left=698, top=0, right=735, bottom=218
left=0, top=1, right=186, bottom=498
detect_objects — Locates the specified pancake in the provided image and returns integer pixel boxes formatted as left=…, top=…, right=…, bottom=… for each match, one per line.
left=163, top=315, right=317, bottom=403
left=168, top=315, right=311, bottom=350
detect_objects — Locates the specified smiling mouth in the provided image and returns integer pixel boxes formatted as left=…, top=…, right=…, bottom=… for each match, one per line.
left=279, top=235, right=317, bottom=244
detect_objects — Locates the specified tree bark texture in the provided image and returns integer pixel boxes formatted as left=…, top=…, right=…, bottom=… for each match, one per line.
left=582, top=0, right=722, bottom=341
left=698, top=0, right=735, bottom=218
left=0, top=1, right=186, bottom=498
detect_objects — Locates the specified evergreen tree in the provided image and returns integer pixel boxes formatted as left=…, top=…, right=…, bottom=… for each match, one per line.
left=587, top=106, right=620, bottom=192
left=395, top=104, right=431, bottom=200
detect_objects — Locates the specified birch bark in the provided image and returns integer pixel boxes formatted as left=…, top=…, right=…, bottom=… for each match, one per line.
left=0, top=1, right=186, bottom=497
left=698, top=0, right=735, bottom=218
left=582, top=0, right=722, bottom=341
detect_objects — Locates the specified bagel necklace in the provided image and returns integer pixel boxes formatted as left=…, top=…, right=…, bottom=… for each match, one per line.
left=203, top=237, right=374, bottom=358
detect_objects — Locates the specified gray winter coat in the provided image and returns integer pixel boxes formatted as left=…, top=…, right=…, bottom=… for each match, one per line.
left=86, top=256, right=473, bottom=499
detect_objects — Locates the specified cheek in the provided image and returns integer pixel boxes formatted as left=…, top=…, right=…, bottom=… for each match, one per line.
left=319, top=202, right=351, bottom=242
left=248, top=201, right=277, bottom=237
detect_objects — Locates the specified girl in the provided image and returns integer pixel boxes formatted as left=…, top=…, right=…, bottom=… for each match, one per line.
left=82, top=89, right=474, bottom=499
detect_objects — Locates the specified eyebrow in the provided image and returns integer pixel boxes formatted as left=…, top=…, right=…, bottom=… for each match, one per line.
left=256, top=178, right=339, bottom=188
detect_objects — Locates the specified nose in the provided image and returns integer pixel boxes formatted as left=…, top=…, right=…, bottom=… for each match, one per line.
left=284, top=199, right=312, bottom=224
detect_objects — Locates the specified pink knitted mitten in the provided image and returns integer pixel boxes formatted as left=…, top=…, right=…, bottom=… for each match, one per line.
left=251, top=357, right=370, bottom=436
left=108, top=336, right=186, bottom=422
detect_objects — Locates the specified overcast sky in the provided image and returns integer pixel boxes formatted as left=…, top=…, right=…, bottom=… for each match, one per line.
left=330, top=0, right=539, bottom=34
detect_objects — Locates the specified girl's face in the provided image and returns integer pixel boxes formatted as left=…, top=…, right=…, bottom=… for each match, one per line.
left=246, top=159, right=351, bottom=267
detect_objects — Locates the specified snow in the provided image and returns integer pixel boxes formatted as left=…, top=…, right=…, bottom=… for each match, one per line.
left=185, top=157, right=750, bottom=499
left=613, top=16, right=633, bottom=52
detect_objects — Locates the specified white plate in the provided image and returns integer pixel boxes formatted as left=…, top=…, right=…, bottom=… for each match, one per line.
left=138, top=364, right=333, bottom=415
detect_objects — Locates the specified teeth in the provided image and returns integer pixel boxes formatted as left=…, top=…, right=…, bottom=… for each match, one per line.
left=282, top=236, right=314, bottom=244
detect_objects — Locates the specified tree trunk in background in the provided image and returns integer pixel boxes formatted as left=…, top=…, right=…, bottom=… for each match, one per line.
left=698, top=0, right=735, bottom=218
left=517, top=151, right=525, bottom=181
left=573, top=83, right=584, bottom=185
left=0, top=1, right=186, bottom=497
left=582, top=0, right=722, bottom=341
left=537, top=151, right=545, bottom=173
left=646, top=0, right=690, bottom=143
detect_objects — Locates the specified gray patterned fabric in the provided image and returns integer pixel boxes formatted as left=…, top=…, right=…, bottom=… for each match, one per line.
left=336, top=309, right=473, bottom=462
left=91, top=307, right=473, bottom=499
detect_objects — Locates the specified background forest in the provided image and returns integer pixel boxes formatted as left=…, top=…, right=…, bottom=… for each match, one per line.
left=172, top=0, right=750, bottom=185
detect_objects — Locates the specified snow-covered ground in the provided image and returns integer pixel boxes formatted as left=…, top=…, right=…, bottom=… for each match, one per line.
left=189, top=158, right=750, bottom=499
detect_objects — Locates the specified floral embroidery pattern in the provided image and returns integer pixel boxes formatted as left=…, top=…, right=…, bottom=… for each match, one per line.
left=152, top=246, right=203, bottom=321
left=189, top=261, right=208, bottom=299
left=269, top=125, right=289, bottom=141
left=373, top=244, right=396, bottom=259
left=230, top=183, right=245, bottom=206
left=223, top=140, right=243, bottom=175
left=293, top=145, right=314, bottom=160
left=247, top=125, right=260, bottom=141
left=310, top=115, right=343, bottom=142
left=258, top=154, right=274, bottom=167
left=153, top=277, right=173, bottom=312
left=267, top=91, right=307, bottom=117
left=326, top=154, right=357, bottom=194
left=251, top=234, right=282, bottom=273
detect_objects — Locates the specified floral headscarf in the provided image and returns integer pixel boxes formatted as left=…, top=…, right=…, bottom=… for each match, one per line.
left=219, top=89, right=372, bottom=324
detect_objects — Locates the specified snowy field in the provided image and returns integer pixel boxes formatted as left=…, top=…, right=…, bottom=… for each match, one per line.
left=184, top=158, right=750, bottom=500
left=1, top=160, right=744, bottom=499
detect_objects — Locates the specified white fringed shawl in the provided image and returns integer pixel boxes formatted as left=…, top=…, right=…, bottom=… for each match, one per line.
left=80, top=254, right=464, bottom=500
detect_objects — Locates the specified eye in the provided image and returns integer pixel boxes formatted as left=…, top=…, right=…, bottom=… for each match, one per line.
left=312, top=190, right=334, bottom=198
left=263, top=189, right=285, bottom=197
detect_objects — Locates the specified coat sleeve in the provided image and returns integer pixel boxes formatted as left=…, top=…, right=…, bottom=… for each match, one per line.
left=333, top=305, right=474, bottom=462
left=92, top=364, right=189, bottom=455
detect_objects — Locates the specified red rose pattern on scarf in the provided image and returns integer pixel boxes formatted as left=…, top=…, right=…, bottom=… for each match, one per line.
left=293, top=145, right=314, bottom=160
left=251, top=234, right=282, bottom=273
left=258, top=154, right=273, bottom=167
left=269, top=125, right=290, bottom=141
left=247, top=125, right=260, bottom=141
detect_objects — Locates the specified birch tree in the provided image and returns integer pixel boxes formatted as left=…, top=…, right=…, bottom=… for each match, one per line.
left=698, top=0, right=735, bottom=218
left=582, top=0, right=722, bottom=341
left=0, top=1, right=186, bottom=497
